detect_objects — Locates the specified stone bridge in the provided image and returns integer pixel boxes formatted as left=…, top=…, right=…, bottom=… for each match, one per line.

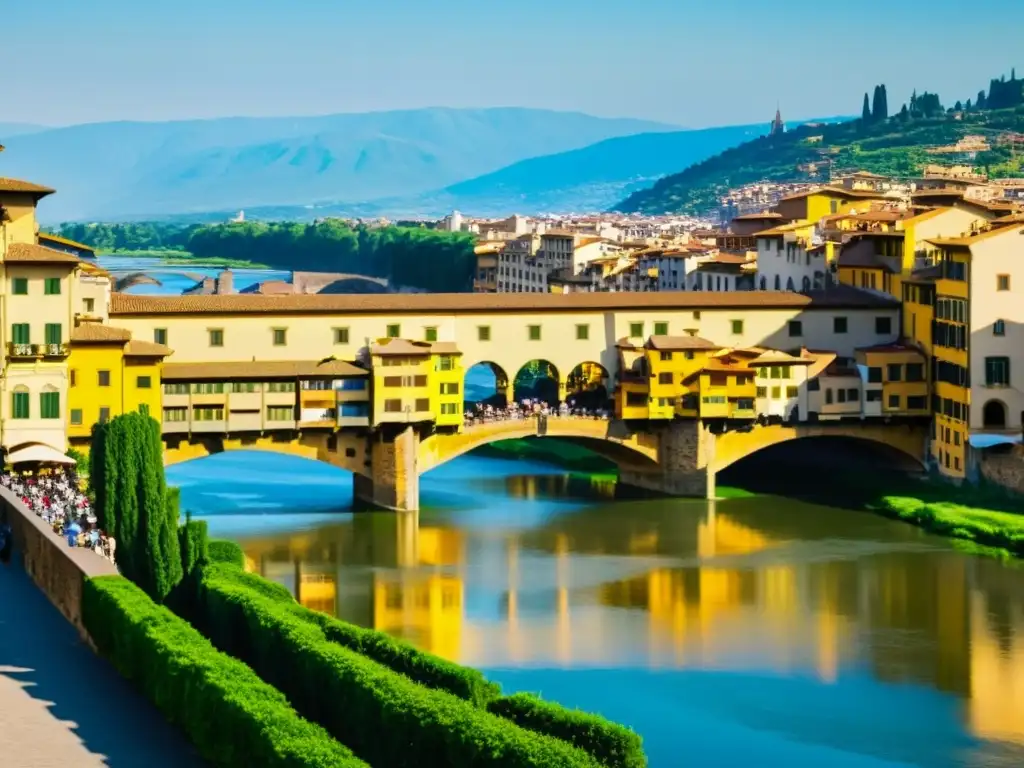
left=112, top=271, right=207, bottom=291
left=159, top=417, right=928, bottom=511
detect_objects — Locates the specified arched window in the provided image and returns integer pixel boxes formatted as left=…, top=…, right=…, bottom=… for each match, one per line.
left=774, top=275, right=781, bottom=290
left=786, top=277, right=795, bottom=291
left=983, top=400, right=1007, bottom=429
left=801, top=276, right=811, bottom=292
left=759, top=276, right=767, bottom=290
left=11, top=386, right=30, bottom=420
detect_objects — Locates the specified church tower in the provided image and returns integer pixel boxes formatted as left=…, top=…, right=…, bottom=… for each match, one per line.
left=770, top=106, right=785, bottom=137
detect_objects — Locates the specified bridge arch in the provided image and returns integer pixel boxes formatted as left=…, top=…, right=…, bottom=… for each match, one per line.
left=566, top=361, right=610, bottom=409
left=161, top=432, right=368, bottom=476
left=464, top=361, right=510, bottom=407
left=513, top=359, right=560, bottom=405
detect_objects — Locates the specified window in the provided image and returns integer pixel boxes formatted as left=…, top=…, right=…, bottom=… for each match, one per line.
left=825, top=389, right=833, bottom=405
left=478, top=325, right=491, bottom=341
left=887, top=364, right=902, bottom=382
left=40, top=390, right=60, bottom=419
left=756, top=386, right=767, bottom=397
left=993, top=320, right=1006, bottom=336
left=272, top=328, right=287, bottom=346
left=984, top=356, right=1010, bottom=386
left=629, top=322, right=644, bottom=338
left=654, top=322, right=669, bottom=336
left=693, top=311, right=701, bottom=320
left=866, top=390, right=882, bottom=402
left=788, top=320, right=803, bottom=337
left=659, top=351, right=672, bottom=361
left=266, top=381, right=295, bottom=393
left=786, top=386, right=798, bottom=398
left=83, top=298, right=95, bottom=313
left=11, top=389, right=29, bottom=419
left=386, top=324, right=401, bottom=338
left=439, top=382, right=459, bottom=395
left=807, top=378, right=820, bottom=391
left=658, top=373, right=672, bottom=385
left=44, top=323, right=62, bottom=345
left=44, top=278, right=61, bottom=295
left=136, top=375, right=152, bottom=389
left=193, top=406, right=225, bottom=422
left=440, top=403, right=458, bottom=415
left=731, top=319, right=743, bottom=335
left=833, top=317, right=848, bottom=334
left=70, top=369, right=77, bottom=387
left=98, top=407, right=110, bottom=423
left=906, top=363, right=924, bottom=382
left=528, top=325, right=541, bottom=341
left=626, top=393, right=647, bottom=407
left=771, top=386, right=781, bottom=399
left=11, top=323, right=29, bottom=345
left=837, top=389, right=847, bottom=403
left=415, top=398, right=430, bottom=412
left=875, top=316, right=892, bottom=335
left=98, top=370, right=111, bottom=387
left=334, top=327, right=350, bottom=344
left=70, top=409, right=83, bottom=425
left=576, top=324, right=589, bottom=340
left=997, top=274, right=1010, bottom=291
left=424, top=327, right=438, bottom=343
left=208, top=328, right=224, bottom=347
left=12, top=277, right=28, bottom=295
left=192, top=382, right=224, bottom=394
left=867, top=367, right=882, bottom=384
left=847, top=388, right=859, bottom=401
left=163, top=407, right=188, bottom=422
left=154, top=328, right=168, bottom=345
left=907, top=396, right=927, bottom=410
left=231, top=382, right=258, bottom=393
left=888, top=394, right=901, bottom=409
left=267, top=405, right=293, bottom=421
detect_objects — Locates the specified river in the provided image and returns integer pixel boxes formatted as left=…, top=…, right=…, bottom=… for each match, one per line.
left=124, top=256, right=1024, bottom=767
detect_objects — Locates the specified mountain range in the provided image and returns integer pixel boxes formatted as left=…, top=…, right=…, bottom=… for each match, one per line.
left=1, top=109, right=677, bottom=222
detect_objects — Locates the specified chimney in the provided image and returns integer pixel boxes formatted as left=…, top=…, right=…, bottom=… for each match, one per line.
left=216, top=269, right=235, bottom=295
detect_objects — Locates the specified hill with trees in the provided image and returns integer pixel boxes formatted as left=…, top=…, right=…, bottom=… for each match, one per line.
left=617, top=71, right=1024, bottom=215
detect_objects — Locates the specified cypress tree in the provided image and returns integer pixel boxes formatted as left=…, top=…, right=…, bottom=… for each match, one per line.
left=142, top=414, right=182, bottom=601
left=89, top=422, right=109, bottom=531
left=977, top=89, right=987, bottom=109
left=878, top=84, right=888, bottom=121
left=862, top=92, right=871, bottom=122
left=871, top=85, right=881, bottom=121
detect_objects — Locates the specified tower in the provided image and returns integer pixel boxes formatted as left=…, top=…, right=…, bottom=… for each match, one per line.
left=770, top=105, right=785, bottom=137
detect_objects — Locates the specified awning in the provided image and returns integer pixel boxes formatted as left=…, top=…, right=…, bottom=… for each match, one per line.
left=968, top=433, right=1022, bottom=449
left=6, top=443, right=76, bottom=466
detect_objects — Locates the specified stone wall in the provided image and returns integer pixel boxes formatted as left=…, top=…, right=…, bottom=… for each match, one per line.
left=979, top=446, right=1024, bottom=496
left=354, top=427, right=420, bottom=511
left=619, top=420, right=710, bottom=497
left=0, top=487, right=115, bottom=641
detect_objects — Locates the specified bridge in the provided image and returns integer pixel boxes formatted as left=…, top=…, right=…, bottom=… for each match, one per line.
left=112, top=271, right=207, bottom=291
left=160, top=416, right=928, bottom=511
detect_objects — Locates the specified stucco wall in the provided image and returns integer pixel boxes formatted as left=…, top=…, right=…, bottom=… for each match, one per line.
left=0, top=487, right=116, bottom=640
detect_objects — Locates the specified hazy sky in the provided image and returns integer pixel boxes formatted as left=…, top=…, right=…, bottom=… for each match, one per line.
left=5, top=0, right=1021, bottom=127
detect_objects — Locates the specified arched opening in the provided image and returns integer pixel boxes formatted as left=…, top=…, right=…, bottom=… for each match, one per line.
left=786, top=276, right=795, bottom=291
left=565, top=362, right=609, bottom=410
left=801, top=276, right=811, bottom=292
left=774, top=275, right=781, bottom=290
left=513, top=360, right=560, bottom=406
left=463, top=361, right=509, bottom=408
left=983, top=399, right=1007, bottom=429
left=759, top=275, right=767, bottom=290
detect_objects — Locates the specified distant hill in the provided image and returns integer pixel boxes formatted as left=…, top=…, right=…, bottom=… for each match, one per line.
left=617, top=73, right=1024, bottom=215
left=0, top=108, right=676, bottom=222
left=0, top=122, right=47, bottom=139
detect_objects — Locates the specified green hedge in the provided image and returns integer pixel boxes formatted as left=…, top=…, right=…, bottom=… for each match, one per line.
left=82, top=575, right=366, bottom=768
left=196, top=575, right=603, bottom=767
left=207, top=539, right=246, bottom=567
left=877, top=496, right=1024, bottom=556
left=201, top=558, right=499, bottom=705
left=488, top=693, right=646, bottom=768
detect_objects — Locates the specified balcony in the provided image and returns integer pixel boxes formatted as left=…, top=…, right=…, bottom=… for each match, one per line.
left=7, top=343, right=69, bottom=360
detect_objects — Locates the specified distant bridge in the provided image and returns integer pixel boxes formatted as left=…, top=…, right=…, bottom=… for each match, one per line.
left=112, top=271, right=207, bottom=291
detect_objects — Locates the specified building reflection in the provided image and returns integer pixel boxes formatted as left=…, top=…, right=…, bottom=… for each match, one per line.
left=234, top=497, right=1024, bottom=748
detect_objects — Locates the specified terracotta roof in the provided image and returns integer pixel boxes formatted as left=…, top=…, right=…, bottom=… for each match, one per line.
left=705, top=252, right=749, bottom=265
left=161, top=359, right=366, bottom=381
left=109, top=287, right=898, bottom=315
left=38, top=233, right=96, bottom=252
left=927, top=224, right=1024, bottom=248
left=0, top=178, right=55, bottom=197
left=732, top=212, right=783, bottom=221
left=70, top=324, right=132, bottom=344
left=430, top=341, right=462, bottom=355
left=5, top=242, right=83, bottom=265
left=371, top=338, right=432, bottom=356
left=779, top=186, right=887, bottom=202
left=124, top=340, right=172, bottom=357
left=240, top=280, right=294, bottom=295
left=855, top=342, right=924, bottom=355
left=646, top=335, right=720, bottom=351
left=748, top=349, right=813, bottom=366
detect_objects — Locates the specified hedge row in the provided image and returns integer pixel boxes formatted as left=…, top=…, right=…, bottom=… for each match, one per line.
left=488, top=693, right=645, bottom=768
left=877, top=496, right=1024, bottom=556
left=204, top=544, right=499, bottom=705
left=82, top=575, right=365, bottom=768
left=194, top=574, right=604, bottom=767
left=207, top=539, right=246, bottom=568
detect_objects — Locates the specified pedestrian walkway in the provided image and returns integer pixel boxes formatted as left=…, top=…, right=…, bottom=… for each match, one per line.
left=0, top=562, right=203, bottom=767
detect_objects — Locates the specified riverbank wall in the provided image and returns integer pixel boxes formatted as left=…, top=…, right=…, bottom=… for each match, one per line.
left=0, top=487, right=115, bottom=641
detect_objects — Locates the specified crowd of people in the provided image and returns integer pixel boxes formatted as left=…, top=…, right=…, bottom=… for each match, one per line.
left=464, top=399, right=611, bottom=427
left=0, top=466, right=116, bottom=563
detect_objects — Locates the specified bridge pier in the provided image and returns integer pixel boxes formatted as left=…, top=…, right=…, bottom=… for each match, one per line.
left=353, top=426, right=420, bottom=511
left=618, top=420, right=715, bottom=499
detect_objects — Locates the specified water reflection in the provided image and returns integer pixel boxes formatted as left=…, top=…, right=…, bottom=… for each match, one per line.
left=186, top=455, right=1024, bottom=766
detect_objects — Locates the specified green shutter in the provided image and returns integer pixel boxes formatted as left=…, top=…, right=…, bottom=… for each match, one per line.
left=45, top=323, right=62, bottom=345
left=44, top=278, right=61, bottom=295
left=11, top=324, right=30, bottom=345
left=12, top=391, right=29, bottom=419
left=40, top=391, right=60, bottom=419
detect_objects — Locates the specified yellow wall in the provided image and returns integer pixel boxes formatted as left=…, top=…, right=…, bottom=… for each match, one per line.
left=646, top=347, right=712, bottom=420
left=371, top=347, right=434, bottom=426
left=431, top=352, right=464, bottom=428
left=67, top=344, right=164, bottom=441
left=0, top=195, right=40, bottom=247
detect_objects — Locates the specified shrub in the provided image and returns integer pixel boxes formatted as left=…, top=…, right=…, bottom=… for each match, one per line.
left=207, top=539, right=245, bottom=568
left=195, top=576, right=603, bottom=768
left=200, top=562, right=498, bottom=705
left=83, top=575, right=365, bottom=768
left=488, top=693, right=645, bottom=768
left=179, top=516, right=209, bottom=578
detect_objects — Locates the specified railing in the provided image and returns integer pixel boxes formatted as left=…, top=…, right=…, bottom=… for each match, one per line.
left=6, top=343, right=69, bottom=359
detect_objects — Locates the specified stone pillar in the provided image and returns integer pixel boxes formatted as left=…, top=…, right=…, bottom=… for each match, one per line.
left=618, top=420, right=711, bottom=498
left=353, top=426, right=420, bottom=511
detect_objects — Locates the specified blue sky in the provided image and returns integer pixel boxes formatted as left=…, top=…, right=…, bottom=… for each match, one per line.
left=5, top=0, right=1020, bottom=127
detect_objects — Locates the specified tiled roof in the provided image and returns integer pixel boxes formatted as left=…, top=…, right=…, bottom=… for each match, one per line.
left=429, top=341, right=462, bottom=355
left=161, top=359, right=366, bottom=381
left=110, top=285, right=897, bottom=315
left=732, top=212, right=783, bottom=221
left=855, top=342, right=924, bottom=355
left=0, top=178, right=55, bottom=196
left=5, top=242, right=83, bottom=265
left=371, top=338, right=432, bottom=356
left=70, top=324, right=132, bottom=343
left=124, top=340, right=172, bottom=357
left=748, top=349, right=813, bottom=366
left=779, top=186, right=887, bottom=202
left=646, top=335, right=720, bottom=351
left=927, top=223, right=1024, bottom=248
left=38, top=233, right=96, bottom=252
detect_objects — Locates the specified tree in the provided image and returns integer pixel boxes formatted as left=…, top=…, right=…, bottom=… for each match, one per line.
left=862, top=93, right=872, bottom=123
left=965, top=98, right=973, bottom=111
left=955, top=100, right=963, bottom=111
left=977, top=90, right=987, bottom=109
left=877, top=84, right=888, bottom=121
left=139, top=414, right=182, bottom=601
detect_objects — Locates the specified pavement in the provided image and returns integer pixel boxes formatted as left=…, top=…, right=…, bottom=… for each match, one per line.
left=0, top=559, right=203, bottom=767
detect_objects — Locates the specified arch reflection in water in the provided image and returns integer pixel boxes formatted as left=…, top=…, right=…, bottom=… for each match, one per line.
left=225, top=479, right=1024, bottom=758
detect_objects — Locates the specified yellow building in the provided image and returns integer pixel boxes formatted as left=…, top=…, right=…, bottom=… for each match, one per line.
left=370, top=338, right=436, bottom=426
left=646, top=336, right=720, bottom=420
left=429, top=342, right=464, bottom=429
left=854, top=343, right=930, bottom=418
left=66, top=323, right=170, bottom=445
left=774, top=186, right=890, bottom=223
left=683, top=355, right=757, bottom=420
